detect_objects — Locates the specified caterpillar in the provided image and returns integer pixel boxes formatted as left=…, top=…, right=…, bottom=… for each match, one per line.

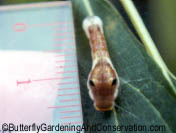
left=82, top=16, right=120, bottom=111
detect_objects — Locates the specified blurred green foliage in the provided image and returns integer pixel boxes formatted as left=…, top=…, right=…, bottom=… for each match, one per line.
left=151, top=0, right=176, bottom=75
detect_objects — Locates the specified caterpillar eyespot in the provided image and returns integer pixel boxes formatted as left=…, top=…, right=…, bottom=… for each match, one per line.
left=82, top=16, right=120, bottom=112
left=112, top=79, right=117, bottom=86
left=89, top=80, right=95, bottom=87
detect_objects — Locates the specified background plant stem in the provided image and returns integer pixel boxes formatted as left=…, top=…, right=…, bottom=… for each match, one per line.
left=119, top=0, right=176, bottom=94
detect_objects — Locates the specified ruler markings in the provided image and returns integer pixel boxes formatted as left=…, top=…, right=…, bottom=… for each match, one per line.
left=56, top=65, right=77, bottom=69
left=55, top=54, right=76, bottom=57
left=55, top=59, right=76, bottom=63
left=47, top=48, right=75, bottom=52
left=54, top=43, right=75, bottom=46
left=48, top=104, right=81, bottom=109
left=53, top=26, right=72, bottom=30
left=62, top=121, right=83, bottom=125
left=29, top=21, right=72, bottom=28
left=0, top=2, right=83, bottom=131
left=53, top=32, right=73, bottom=36
left=31, top=76, right=76, bottom=82
left=54, top=37, right=73, bottom=41
left=17, top=79, right=31, bottom=86
left=56, top=70, right=78, bottom=74
left=42, top=3, right=82, bottom=129
left=14, top=21, right=72, bottom=32
left=16, top=76, right=77, bottom=86
left=57, top=81, right=79, bottom=85
left=60, top=110, right=81, bottom=114
left=59, top=98, right=80, bottom=102
left=60, top=115, right=81, bottom=119
left=51, top=16, right=82, bottom=129
left=58, top=93, right=80, bottom=97
left=58, top=87, right=79, bottom=90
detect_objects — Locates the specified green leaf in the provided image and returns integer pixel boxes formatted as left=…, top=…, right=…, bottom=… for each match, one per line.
left=72, top=0, right=176, bottom=132
left=119, top=0, right=176, bottom=95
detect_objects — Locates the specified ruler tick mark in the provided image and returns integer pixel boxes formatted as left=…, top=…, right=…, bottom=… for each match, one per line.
left=58, top=93, right=79, bottom=96
left=56, top=70, right=78, bottom=74
left=60, top=110, right=81, bottom=114
left=53, top=32, right=73, bottom=36
left=32, top=76, right=76, bottom=82
left=56, top=65, right=77, bottom=69
left=17, top=76, right=76, bottom=86
left=62, top=121, right=83, bottom=125
left=57, top=81, right=78, bottom=85
left=58, top=87, right=79, bottom=90
left=54, top=37, right=73, bottom=41
left=60, top=98, right=80, bottom=102
left=29, top=21, right=72, bottom=28
left=47, top=48, right=75, bottom=53
left=53, top=25, right=72, bottom=30
left=48, top=104, right=81, bottom=109
left=60, top=115, right=81, bottom=119
left=55, top=54, right=76, bottom=57
left=54, top=43, right=74, bottom=47
left=56, top=59, right=76, bottom=63
left=17, top=79, right=31, bottom=86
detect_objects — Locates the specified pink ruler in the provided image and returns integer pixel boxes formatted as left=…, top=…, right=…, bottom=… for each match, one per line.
left=0, top=1, right=84, bottom=133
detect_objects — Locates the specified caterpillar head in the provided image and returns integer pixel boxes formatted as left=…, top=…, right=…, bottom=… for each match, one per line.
left=87, top=59, right=119, bottom=111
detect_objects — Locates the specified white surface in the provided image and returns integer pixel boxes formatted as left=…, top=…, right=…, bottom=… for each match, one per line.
left=0, top=51, right=64, bottom=125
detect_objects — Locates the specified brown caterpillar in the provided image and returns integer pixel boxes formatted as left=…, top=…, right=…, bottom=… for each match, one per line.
left=82, top=16, right=120, bottom=111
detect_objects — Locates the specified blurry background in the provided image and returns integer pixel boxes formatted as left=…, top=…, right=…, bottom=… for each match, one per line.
left=111, top=0, right=176, bottom=76
left=0, top=0, right=175, bottom=75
